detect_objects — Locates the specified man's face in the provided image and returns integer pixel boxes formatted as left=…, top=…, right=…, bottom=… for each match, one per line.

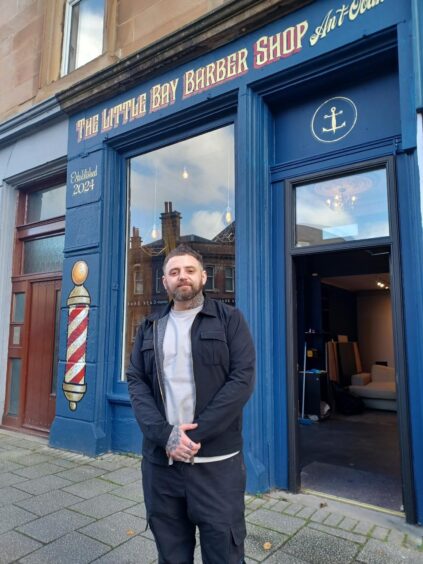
left=162, top=254, right=207, bottom=302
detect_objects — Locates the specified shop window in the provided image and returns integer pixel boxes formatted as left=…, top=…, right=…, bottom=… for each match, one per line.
left=205, top=266, right=215, bottom=291
left=61, top=0, right=105, bottom=75
left=225, top=267, right=235, bottom=292
left=123, top=125, right=235, bottom=375
left=295, top=167, right=389, bottom=248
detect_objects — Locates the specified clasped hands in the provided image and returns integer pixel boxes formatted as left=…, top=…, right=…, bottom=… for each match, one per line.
left=166, top=423, right=201, bottom=462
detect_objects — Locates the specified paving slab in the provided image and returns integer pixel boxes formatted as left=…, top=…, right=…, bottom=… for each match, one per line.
left=100, top=466, right=141, bottom=485
left=110, top=481, right=144, bottom=502
left=282, top=527, right=360, bottom=563
left=309, top=521, right=367, bottom=544
left=246, top=508, right=305, bottom=535
left=92, top=534, right=157, bottom=563
left=356, top=538, right=423, bottom=563
left=0, top=471, right=28, bottom=487
left=260, top=550, right=309, bottom=563
left=17, top=508, right=94, bottom=543
left=124, top=502, right=147, bottom=519
left=13, top=474, right=72, bottom=495
left=54, top=464, right=107, bottom=482
left=62, top=477, right=117, bottom=498
left=0, top=530, right=42, bottom=563
left=19, top=531, right=110, bottom=564
left=70, top=492, right=137, bottom=519
left=79, top=511, right=147, bottom=547
left=0, top=504, right=37, bottom=534
left=13, top=461, right=65, bottom=479
left=0, top=484, right=33, bottom=505
left=244, top=522, right=287, bottom=562
left=15, top=489, right=83, bottom=516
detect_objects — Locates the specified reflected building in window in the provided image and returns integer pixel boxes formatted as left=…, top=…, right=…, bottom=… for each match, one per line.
left=124, top=200, right=235, bottom=369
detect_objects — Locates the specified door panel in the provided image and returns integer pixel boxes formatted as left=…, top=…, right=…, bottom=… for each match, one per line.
left=23, top=280, right=61, bottom=431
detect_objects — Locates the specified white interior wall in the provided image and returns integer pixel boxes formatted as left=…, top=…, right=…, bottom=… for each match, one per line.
left=357, top=291, right=395, bottom=372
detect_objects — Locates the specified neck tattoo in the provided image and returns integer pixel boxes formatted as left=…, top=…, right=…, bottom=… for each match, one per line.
left=187, top=293, right=204, bottom=309
left=178, top=293, right=204, bottom=310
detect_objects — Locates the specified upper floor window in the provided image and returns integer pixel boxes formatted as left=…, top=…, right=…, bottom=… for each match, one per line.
left=133, top=268, right=144, bottom=295
left=204, top=266, right=215, bottom=291
left=61, top=0, right=105, bottom=75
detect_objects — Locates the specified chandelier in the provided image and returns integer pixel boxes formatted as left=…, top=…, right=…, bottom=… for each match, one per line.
left=314, top=175, right=372, bottom=210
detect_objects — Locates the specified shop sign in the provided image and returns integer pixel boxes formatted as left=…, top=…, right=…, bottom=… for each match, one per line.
left=74, top=0, right=386, bottom=144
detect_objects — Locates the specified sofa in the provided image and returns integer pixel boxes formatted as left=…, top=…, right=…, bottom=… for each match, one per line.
left=348, top=364, right=397, bottom=411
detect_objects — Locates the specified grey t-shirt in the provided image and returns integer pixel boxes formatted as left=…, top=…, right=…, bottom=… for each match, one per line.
left=162, top=305, right=202, bottom=426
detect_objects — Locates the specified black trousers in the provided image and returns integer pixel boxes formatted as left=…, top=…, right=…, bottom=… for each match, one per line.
left=142, top=452, right=246, bottom=564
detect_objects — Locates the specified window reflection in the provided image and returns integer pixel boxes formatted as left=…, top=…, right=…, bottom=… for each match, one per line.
left=123, top=126, right=235, bottom=374
left=295, top=168, right=389, bottom=247
left=64, top=0, right=105, bottom=74
left=27, top=185, right=66, bottom=223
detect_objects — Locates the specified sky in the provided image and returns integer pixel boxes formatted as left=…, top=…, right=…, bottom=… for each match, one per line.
left=129, top=125, right=235, bottom=244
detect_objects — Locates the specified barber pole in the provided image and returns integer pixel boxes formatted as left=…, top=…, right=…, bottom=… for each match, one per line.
left=62, top=261, right=91, bottom=411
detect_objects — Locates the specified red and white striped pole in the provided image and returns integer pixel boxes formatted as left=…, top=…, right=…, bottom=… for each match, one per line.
left=63, top=261, right=91, bottom=411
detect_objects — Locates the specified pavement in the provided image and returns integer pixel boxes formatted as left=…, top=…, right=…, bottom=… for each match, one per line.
left=0, top=428, right=422, bottom=564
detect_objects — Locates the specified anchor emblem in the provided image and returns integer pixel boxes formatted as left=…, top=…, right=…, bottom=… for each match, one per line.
left=311, top=97, right=357, bottom=143
left=322, top=106, right=346, bottom=134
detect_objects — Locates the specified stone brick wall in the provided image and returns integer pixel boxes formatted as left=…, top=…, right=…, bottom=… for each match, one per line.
left=0, top=0, right=45, bottom=121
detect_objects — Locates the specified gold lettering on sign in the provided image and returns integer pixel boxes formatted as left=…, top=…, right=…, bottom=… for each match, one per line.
left=150, top=79, right=179, bottom=112
left=76, top=115, right=99, bottom=143
left=310, top=0, right=384, bottom=46
left=254, top=20, right=308, bottom=68
left=183, top=48, right=248, bottom=99
left=71, top=166, right=98, bottom=196
left=101, top=94, right=147, bottom=132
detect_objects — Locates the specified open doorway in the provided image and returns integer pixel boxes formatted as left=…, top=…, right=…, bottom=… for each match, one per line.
left=294, top=246, right=403, bottom=512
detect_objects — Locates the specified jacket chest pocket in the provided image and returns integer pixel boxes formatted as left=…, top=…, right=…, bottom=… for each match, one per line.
left=200, top=330, right=229, bottom=366
left=141, top=339, right=155, bottom=374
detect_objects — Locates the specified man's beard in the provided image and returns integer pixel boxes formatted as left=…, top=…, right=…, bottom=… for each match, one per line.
left=170, top=282, right=203, bottom=302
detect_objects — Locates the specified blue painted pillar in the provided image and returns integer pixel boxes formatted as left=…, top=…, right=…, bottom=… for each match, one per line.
left=237, top=86, right=287, bottom=493
left=50, top=147, right=109, bottom=456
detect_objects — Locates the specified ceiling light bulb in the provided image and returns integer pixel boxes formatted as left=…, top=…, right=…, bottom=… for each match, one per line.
left=151, top=224, right=159, bottom=239
left=182, top=166, right=189, bottom=180
left=225, top=207, right=233, bottom=225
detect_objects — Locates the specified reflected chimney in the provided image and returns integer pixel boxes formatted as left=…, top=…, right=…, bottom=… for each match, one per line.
left=130, top=226, right=142, bottom=249
left=161, top=201, right=181, bottom=252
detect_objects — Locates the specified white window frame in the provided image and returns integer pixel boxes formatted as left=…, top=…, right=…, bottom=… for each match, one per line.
left=61, top=0, right=105, bottom=76
left=205, top=265, right=215, bottom=291
left=224, top=266, right=235, bottom=293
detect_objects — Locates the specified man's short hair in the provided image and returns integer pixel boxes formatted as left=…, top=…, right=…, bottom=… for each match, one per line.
left=162, top=244, right=204, bottom=273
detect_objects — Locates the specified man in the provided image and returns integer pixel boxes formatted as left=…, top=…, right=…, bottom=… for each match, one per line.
left=127, top=244, right=255, bottom=564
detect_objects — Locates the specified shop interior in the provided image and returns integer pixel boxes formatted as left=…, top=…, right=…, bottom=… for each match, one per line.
left=295, top=247, right=402, bottom=511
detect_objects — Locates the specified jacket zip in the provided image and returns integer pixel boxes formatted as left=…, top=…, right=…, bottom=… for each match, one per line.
left=153, top=319, right=167, bottom=417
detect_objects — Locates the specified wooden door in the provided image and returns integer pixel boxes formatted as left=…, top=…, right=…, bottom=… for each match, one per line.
left=23, top=279, right=61, bottom=431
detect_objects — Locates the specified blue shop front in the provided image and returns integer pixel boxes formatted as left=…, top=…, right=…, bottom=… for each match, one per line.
left=49, top=0, right=423, bottom=524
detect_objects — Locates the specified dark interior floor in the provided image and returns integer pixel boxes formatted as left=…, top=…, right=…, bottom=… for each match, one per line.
left=299, top=409, right=403, bottom=511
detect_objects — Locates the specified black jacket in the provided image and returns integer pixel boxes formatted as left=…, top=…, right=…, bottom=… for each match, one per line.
left=126, top=296, right=256, bottom=465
